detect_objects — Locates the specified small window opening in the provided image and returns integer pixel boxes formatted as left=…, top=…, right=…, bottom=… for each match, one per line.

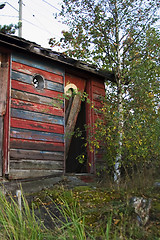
left=33, top=74, right=44, bottom=90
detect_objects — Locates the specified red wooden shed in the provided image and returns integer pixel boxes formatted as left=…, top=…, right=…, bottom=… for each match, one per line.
left=0, top=33, right=114, bottom=179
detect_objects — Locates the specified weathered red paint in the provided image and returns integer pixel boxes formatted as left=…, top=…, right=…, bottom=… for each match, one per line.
left=65, top=73, right=86, bottom=91
left=11, top=89, right=62, bottom=108
left=11, top=99, right=63, bottom=117
left=85, top=79, right=95, bottom=173
left=10, top=138, right=64, bottom=152
left=11, top=118, right=64, bottom=134
left=85, top=77, right=105, bottom=174
left=12, top=61, right=64, bottom=84
left=92, top=85, right=105, bottom=96
left=3, top=54, right=10, bottom=175
left=0, top=35, right=107, bottom=179
left=92, top=79, right=105, bottom=88
left=11, top=80, right=62, bottom=99
left=6, top=52, right=65, bottom=178
left=12, top=53, right=64, bottom=77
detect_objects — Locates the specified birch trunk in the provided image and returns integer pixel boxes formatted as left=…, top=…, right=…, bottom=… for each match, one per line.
left=114, top=83, right=124, bottom=182
left=114, top=0, right=124, bottom=182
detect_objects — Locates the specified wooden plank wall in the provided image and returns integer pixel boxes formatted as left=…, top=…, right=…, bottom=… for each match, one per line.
left=9, top=52, right=65, bottom=179
left=0, top=116, right=3, bottom=176
left=92, top=79, right=106, bottom=170
left=0, top=52, right=10, bottom=176
left=86, top=78, right=105, bottom=173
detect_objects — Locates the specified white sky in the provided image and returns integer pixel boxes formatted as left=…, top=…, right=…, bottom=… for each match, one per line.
left=0, top=0, right=67, bottom=50
left=1, top=1, right=159, bottom=51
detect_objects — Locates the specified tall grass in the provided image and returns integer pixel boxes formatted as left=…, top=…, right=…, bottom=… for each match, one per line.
left=0, top=189, right=113, bottom=240
left=0, top=183, right=156, bottom=240
left=40, top=195, right=89, bottom=240
left=42, top=194, right=116, bottom=240
left=0, top=190, right=46, bottom=240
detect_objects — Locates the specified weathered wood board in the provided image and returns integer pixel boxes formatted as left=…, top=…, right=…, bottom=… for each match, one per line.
left=86, top=77, right=105, bottom=173
left=0, top=117, right=3, bottom=176
left=0, top=53, right=9, bottom=116
left=10, top=149, right=64, bottom=160
left=92, top=79, right=106, bottom=169
left=9, top=52, right=65, bottom=179
left=10, top=160, right=64, bottom=170
left=65, top=73, right=86, bottom=159
left=0, top=53, right=10, bottom=176
left=9, top=169, right=64, bottom=179
left=10, top=139, right=64, bottom=152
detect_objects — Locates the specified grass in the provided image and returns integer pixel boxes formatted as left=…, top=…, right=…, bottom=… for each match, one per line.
left=0, top=189, right=48, bottom=240
left=0, top=172, right=159, bottom=239
left=33, top=173, right=160, bottom=240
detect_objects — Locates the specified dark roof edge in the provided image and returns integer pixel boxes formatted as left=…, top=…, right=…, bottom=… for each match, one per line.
left=0, top=33, right=115, bottom=82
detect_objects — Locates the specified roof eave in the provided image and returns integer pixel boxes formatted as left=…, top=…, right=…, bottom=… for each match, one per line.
left=0, top=33, right=115, bottom=82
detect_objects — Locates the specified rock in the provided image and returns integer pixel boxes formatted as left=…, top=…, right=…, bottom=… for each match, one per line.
left=154, top=182, right=160, bottom=187
left=130, top=197, right=152, bottom=226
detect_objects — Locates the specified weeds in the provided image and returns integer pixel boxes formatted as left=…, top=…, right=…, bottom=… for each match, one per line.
left=0, top=174, right=159, bottom=240
left=0, top=189, right=45, bottom=240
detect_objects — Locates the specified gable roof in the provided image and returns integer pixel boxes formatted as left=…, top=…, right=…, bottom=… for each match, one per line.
left=0, top=33, right=115, bottom=82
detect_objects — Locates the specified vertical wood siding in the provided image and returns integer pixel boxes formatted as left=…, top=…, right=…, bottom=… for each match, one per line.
left=9, top=52, right=65, bottom=179
left=92, top=79, right=106, bottom=170
left=86, top=78, right=105, bottom=173
left=2, top=53, right=11, bottom=176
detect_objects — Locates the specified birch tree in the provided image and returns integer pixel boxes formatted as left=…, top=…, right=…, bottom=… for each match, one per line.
left=50, top=0, right=160, bottom=181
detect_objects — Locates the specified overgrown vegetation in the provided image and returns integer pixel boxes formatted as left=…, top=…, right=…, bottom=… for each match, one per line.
left=50, top=0, right=160, bottom=181
left=32, top=172, right=160, bottom=239
left=0, top=171, right=159, bottom=239
left=0, top=23, right=20, bottom=34
left=0, top=189, right=47, bottom=240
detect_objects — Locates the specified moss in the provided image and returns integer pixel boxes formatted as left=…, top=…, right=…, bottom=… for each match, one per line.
left=153, top=202, right=160, bottom=211
left=28, top=179, right=160, bottom=239
left=73, top=186, right=92, bottom=191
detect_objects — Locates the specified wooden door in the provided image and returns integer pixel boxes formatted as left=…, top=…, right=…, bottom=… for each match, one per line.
left=65, top=73, right=86, bottom=161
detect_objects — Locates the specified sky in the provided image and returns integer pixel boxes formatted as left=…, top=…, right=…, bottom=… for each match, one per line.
left=1, top=0, right=159, bottom=51
left=0, top=0, right=67, bottom=50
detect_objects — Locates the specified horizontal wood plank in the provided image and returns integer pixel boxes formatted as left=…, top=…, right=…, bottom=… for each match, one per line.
left=94, top=100, right=103, bottom=108
left=11, top=89, right=63, bottom=107
left=93, top=114, right=104, bottom=123
left=93, top=93, right=104, bottom=101
left=94, top=101, right=104, bottom=108
left=11, top=118, right=64, bottom=134
left=11, top=80, right=63, bottom=99
left=11, top=99, right=63, bottom=117
left=10, top=128, right=64, bottom=142
left=10, top=149, right=64, bottom=160
left=12, top=63, right=64, bottom=84
left=10, top=138, right=64, bottom=152
left=46, top=80, right=63, bottom=92
left=11, top=108, right=64, bottom=125
left=92, top=79, right=105, bottom=88
left=12, top=52, right=64, bottom=77
left=12, top=71, right=64, bottom=92
left=9, top=169, right=63, bottom=179
left=92, top=85, right=105, bottom=96
left=10, top=160, right=63, bottom=170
